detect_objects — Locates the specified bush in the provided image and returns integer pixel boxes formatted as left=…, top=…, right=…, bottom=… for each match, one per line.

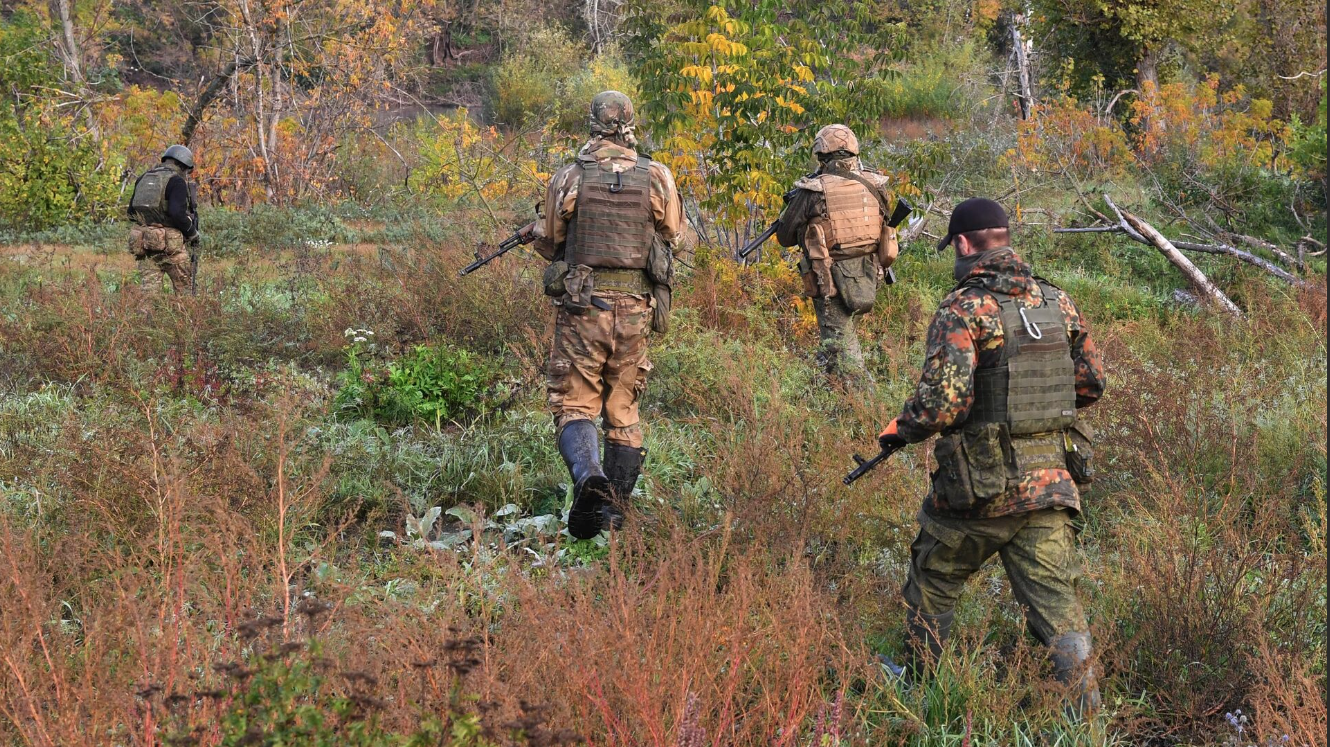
left=334, top=334, right=501, bottom=427
left=489, top=26, right=584, bottom=128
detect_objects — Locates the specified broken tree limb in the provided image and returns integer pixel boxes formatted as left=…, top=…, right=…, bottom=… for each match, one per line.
left=1227, top=232, right=1303, bottom=271
left=1116, top=206, right=1244, bottom=318
left=1054, top=196, right=1318, bottom=292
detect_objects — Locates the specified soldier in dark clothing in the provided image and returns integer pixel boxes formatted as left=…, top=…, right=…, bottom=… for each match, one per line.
left=127, top=145, right=200, bottom=293
left=877, top=198, right=1106, bottom=718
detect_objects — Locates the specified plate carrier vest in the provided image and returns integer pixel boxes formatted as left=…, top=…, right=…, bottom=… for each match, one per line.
left=129, top=162, right=189, bottom=227
left=566, top=154, right=654, bottom=272
left=817, top=172, right=883, bottom=255
left=961, top=279, right=1078, bottom=474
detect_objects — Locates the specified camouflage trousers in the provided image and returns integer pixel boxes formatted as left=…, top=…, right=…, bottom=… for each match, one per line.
left=546, top=292, right=653, bottom=448
left=903, top=507, right=1089, bottom=644
left=812, top=295, right=866, bottom=379
left=133, top=226, right=194, bottom=293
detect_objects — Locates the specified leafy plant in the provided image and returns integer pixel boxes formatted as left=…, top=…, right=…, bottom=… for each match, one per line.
left=334, top=333, right=501, bottom=427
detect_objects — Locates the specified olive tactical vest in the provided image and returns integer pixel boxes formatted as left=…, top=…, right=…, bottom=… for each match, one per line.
left=565, top=154, right=654, bottom=270
left=817, top=173, right=882, bottom=253
left=966, top=279, right=1078, bottom=472
left=128, top=162, right=187, bottom=227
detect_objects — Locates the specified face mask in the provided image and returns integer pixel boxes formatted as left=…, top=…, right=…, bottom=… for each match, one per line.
left=953, top=249, right=985, bottom=283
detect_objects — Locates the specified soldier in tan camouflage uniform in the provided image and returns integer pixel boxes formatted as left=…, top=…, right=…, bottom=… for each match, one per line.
left=127, top=145, right=200, bottom=293
left=775, top=124, right=899, bottom=383
left=876, top=198, right=1106, bottom=718
left=524, top=91, right=683, bottom=539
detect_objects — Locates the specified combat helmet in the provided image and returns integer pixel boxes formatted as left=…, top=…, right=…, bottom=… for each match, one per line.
left=812, top=124, right=860, bottom=158
left=161, top=144, right=195, bottom=170
left=589, top=90, right=636, bottom=135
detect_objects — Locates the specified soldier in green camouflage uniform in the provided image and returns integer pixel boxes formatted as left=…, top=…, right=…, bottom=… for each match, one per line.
left=877, top=198, right=1106, bottom=717
left=776, top=125, right=898, bottom=383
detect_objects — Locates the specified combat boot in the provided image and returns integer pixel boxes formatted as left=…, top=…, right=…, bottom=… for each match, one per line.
left=1049, top=631, right=1101, bottom=720
left=558, top=420, right=612, bottom=540
left=877, top=608, right=954, bottom=682
left=602, top=444, right=645, bottom=530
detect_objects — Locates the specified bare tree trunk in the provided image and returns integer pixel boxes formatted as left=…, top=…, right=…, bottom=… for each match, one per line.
left=181, top=58, right=256, bottom=146
left=1011, top=14, right=1034, bottom=119
left=1136, top=46, right=1160, bottom=91
left=1109, top=198, right=1243, bottom=318
left=51, top=0, right=99, bottom=138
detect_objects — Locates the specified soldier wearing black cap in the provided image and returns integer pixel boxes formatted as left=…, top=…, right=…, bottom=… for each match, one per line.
left=876, top=197, right=1108, bottom=719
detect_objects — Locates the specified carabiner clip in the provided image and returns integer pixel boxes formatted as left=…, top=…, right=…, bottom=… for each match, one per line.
left=1019, top=307, right=1043, bottom=339
left=609, top=171, right=624, bottom=193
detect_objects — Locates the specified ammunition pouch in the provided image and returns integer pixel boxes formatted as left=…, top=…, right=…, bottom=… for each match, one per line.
left=931, top=422, right=1015, bottom=511
left=128, top=225, right=182, bottom=259
left=562, top=264, right=596, bottom=314
left=1064, top=418, right=1095, bottom=485
left=594, top=267, right=651, bottom=295
left=543, top=260, right=570, bottom=297
left=830, top=253, right=879, bottom=314
left=646, top=234, right=674, bottom=334
left=127, top=225, right=152, bottom=258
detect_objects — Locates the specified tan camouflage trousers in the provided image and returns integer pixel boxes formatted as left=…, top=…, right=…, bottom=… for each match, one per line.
left=903, top=507, right=1089, bottom=644
left=546, top=293, right=653, bottom=448
left=135, top=227, right=194, bottom=293
left=812, top=295, right=866, bottom=379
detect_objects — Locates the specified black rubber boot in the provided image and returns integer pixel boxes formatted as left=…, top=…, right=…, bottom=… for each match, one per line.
left=878, top=608, right=954, bottom=683
left=1050, top=631, right=1101, bottom=720
left=559, top=420, right=612, bottom=540
left=602, top=443, right=645, bottom=530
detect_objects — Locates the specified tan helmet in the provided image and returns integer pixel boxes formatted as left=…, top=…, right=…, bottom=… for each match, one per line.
left=589, top=90, right=636, bottom=135
left=812, top=124, right=860, bottom=157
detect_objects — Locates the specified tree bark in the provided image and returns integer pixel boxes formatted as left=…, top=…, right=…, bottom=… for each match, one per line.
left=1136, top=46, right=1160, bottom=92
left=181, top=58, right=256, bottom=146
left=1010, top=14, right=1034, bottom=120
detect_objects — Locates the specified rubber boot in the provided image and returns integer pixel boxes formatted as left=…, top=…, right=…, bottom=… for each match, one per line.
left=878, top=608, right=954, bottom=682
left=559, top=420, right=612, bottom=540
left=602, top=443, right=645, bottom=530
left=1049, top=631, right=1102, bottom=720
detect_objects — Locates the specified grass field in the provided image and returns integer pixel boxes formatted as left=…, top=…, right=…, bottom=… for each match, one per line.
left=0, top=210, right=1324, bottom=745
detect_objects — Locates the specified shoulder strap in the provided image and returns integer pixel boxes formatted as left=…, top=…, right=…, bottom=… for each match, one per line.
left=822, top=168, right=890, bottom=215
left=634, top=154, right=650, bottom=172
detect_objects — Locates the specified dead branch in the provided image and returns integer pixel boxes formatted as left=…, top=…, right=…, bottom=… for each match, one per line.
left=181, top=57, right=256, bottom=147
left=1114, top=202, right=1244, bottom=318
left=1226, top=232, right=1304, bottom=270
left=1055, top=196, right=1318, bottom=293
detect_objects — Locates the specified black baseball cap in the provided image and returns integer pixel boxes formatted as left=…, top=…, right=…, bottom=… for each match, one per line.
left=937, top=197, right=1010, bottom=251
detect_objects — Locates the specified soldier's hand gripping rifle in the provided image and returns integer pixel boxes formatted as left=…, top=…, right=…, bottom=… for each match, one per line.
left=842, top=441, right=905, bottom=485
left=458, top=221, right=538, bottom=277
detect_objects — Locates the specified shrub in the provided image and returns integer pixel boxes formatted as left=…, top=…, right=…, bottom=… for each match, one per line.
left=489, top=26, right=584, bottom=128
left=334, top=334, right=501, bottom=427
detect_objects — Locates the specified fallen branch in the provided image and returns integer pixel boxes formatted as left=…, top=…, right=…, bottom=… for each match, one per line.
left=1227, top=232, right=1303, bottom=271
left=1115, top=202, right=1244, bottom=318
left=1054, top=196, right=1318, bottom=292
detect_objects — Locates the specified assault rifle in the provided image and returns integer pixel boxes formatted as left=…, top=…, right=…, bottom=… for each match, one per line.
left=842, top=441, right=905, bottom=485
left=459, top=221, right=538, bottom=277
left=738, top=188, right=798, bottom=261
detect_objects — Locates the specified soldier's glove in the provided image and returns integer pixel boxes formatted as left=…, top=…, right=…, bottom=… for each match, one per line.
left=878, top=418, right=908, bottom=451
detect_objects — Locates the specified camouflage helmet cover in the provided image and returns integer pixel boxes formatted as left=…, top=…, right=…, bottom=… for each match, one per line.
left=161, top=144, right=195, bottom=169
left=812, top=124, right=860, bottom=157
left=589, top=90, right=636, bottom=134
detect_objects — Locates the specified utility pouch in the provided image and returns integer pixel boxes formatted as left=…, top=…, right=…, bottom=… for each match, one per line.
left=646, top=234, right=674, bottom=334
left=1064, top=418, right=1095, bottom=485
left=931, top=422, right=1013, bottom=511
left=127, top=225, right=149, bottom=258
left=542, top=260, right=570, bottom=298
left=562, top=264, right=596, bottom=315
left=830, top=253, right=879, bottom=314
left=164, top=228, right=186, bottom=253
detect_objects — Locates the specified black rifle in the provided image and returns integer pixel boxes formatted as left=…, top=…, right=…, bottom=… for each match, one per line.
left=739, top=195, right=915, bottom=271
left=459, top=221, right=538, bottom=277
left=842, top=441, right=905, bottom=485
left=738, top=187, right=799, bottom=260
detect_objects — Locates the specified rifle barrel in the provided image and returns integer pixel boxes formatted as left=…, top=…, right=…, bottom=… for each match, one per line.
left=739, top=222, right=779, bottom=259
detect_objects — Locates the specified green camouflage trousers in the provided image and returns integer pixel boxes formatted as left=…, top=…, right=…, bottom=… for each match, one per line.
left=812, top=295, right=866, bottom=379
left=903, top=507, right=1089, bottom=644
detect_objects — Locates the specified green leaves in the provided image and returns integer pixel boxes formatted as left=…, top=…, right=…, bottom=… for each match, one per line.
left=333, top=340, right=501, bottom=427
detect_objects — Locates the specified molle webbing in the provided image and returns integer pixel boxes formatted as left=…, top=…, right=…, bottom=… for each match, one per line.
left=566, top=155, right=654, bottom=270
left=820, top=174, right=881, bottom=251
left=968, top=281, right=1077, bottom=441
